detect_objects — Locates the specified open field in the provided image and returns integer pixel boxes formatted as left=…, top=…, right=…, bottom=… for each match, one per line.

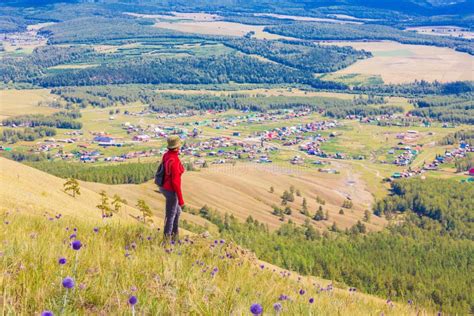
left=326, top=41, right=474, bottom=83
left=154, top=21, right=295, bottom=39
left=0, top=89, right=58, bottom=119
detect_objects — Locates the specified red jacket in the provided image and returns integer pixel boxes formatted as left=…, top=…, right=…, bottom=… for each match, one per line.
left=161, top=150, right=185, bottom=206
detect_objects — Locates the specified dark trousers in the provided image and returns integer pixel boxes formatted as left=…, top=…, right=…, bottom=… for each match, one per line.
left=160, top=188, right=181, bottom=238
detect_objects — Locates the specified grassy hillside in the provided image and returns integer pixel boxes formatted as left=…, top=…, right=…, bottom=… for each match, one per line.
left=0, top=155, right=418, bottom=314
left=0, top=213, right=416, bottom=315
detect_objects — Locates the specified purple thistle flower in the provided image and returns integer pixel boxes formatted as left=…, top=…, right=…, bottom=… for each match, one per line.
left=214, top=240, right=218, bottom=244
left=220, top=239, right=225, bottom=244
left=147, top=236, right=152, bottom=241
left=408, top=299, right=413, bottom=305
left=278, top=294, right=289, bottom=301
left=309, top=298, right=314, bottom=304
left=129, top=295, right=138, bottom=305
left=71, top=240, right=82, bottom=250
left=73, top=228, right=77, bottom=232
left=299, top=289, right=305, bottom=295
left=4, top=221, right=9, bottom=225
left=58, top=257, right=67, bottom=265
left=69, top=233, right=76, bottom=239
left=41, top=311, right=54, bottom=316
left=62, top=277, right=75, bottom=289
left=259, top=264, right=264, bottom=270
left=250, top=303, right=263, bottom=315
left=93, top=227, right=99, bottom=233
left=273, top=302, right=282, bottom=312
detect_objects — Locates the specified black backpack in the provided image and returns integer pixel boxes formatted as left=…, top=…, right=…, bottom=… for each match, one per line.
left=154, top=161, right=165, bottom=187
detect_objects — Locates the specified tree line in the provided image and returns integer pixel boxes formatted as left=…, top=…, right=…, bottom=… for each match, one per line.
left=2, top=111, right=82, bottom=129
left=26, top=161, right=157, bottom=184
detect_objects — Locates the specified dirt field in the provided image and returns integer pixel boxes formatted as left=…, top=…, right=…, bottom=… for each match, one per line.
left=154, top=21, right=294, bottom=39
left=405, top=26, right=474, bottom=40
left=0, top=89, right=58, bottom=119
left=327, top=41, right=474, bottom=83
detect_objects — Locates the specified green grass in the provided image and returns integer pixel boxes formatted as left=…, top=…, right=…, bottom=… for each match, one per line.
left=0, top=213, right=414, bottom=315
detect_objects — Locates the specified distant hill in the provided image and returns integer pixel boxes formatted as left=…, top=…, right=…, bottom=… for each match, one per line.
left=2, top=0, right=472, bottom=17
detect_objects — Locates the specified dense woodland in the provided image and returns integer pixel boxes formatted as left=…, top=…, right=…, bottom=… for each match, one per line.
left=374, top=179, right=474, bottom=239
left=26, top=161, right=157, bottom=184
left=265, top=22, right=474, bottom=55
left=409, top=94, right=474, bottom=124
left=224, top=39, right=371, bottom=73
left=2, top=111, right=82, bottom=129
left=189, top=178, right=474, bottom=314
left=1, top=126, right=56, bottom=143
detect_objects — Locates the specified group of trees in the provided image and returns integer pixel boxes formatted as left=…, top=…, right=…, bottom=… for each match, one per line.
left=0, top=45, right=97, bottom=83
left=439, top=129, right=474, bottom=146
left=409, top=94, right=474, bottom=124
left=2, top=111, right=82, bottom=129
left=224, top=38, right=371, bottom=73
left=264, top=22, right=474, bottom=55
left=373, top=178, right=474, bottom=239
left=1, top=126, right=56, bottom=143
left=27, top=161, right=157, bottom=184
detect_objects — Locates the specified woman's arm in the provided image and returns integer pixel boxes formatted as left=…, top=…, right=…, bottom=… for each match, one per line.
left=170, top=160, right=185, bottom=206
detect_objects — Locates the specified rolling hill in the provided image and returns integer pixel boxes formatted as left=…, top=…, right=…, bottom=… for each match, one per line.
left=0, top=156, right=417, bottom=314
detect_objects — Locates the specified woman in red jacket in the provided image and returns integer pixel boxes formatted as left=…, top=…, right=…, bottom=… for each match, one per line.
left=160, top=135, right=185, bottom=241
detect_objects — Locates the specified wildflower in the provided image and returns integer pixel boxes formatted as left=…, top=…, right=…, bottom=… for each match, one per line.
left=41, top=311, right=54, bottom=316
left=69, top=233, right=76, bottom=239
left=93, top=227, right=99, bottom=233
left=220, top=239, right=225, bottom=244
left=408, top=299, right=413, bottom=305
left=250, top=303, right=263, bottom=315
left=4, top=221, right=9, bottom=225
left=130, top=286, right=138, bottom=292
left=259, top=264, right=264, bottom=270
left=62, top=277, right=75, bottom=289
left=299, top=289, right=305, bottom=295
left=273, top=302, right=282, bottom=313
left=73, top=228, right=77, bottom=232
left=147, top=236, right=152, bottom=241
left=79, top=283, right=86, bottom=290
left=129, top=295, right=138, bottom=305
left=58, top=257, right=67, bottom=265
left=71, top=240, right=82, bottom=250
left=309, top=298, right=314, bottom=304
left=278, top=294, right=289, bottom=301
